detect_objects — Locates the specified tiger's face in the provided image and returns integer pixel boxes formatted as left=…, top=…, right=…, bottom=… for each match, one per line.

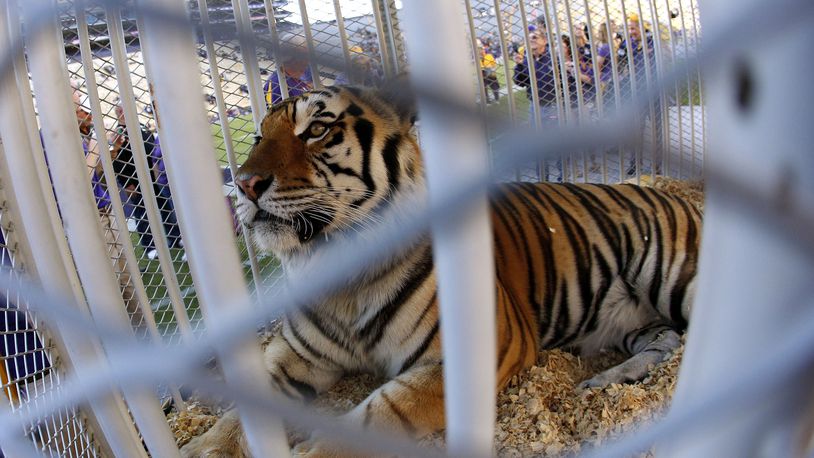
left=235, top=86, right=421, bottom=260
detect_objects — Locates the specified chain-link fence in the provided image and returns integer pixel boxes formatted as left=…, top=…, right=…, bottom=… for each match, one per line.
left=0, top=0, right=715, bottom=455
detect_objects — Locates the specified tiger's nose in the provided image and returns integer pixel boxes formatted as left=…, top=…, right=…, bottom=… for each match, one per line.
left=235, top=174, right=271, bottom=202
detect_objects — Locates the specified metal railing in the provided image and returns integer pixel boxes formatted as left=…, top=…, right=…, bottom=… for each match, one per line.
left=1, top=0, right=811, bottom=457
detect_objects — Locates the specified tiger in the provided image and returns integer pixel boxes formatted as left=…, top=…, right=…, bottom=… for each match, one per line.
left=181, top=83, right=702, bottom=457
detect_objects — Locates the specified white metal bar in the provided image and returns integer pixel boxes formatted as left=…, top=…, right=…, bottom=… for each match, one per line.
left=517, top=1, right=543, bottom=129
left=138, top=1, right=290, bottom=456
left=197, top=0, right=263, bottom=292
left=463, top=0, right=489, bottom=108
left=689, top=0, right=705, bottom=178
left=666, top=0, right=814, bottom=454
left=78, top=5, right=170, bottom=349
left=8, top=4, right=87, bottom=306
left=648, top=0, right=670, bottom=176
left=617, top=0, right=642, bottom=184
left=233, top=0, right=268, bottom=122
left=332, top=0, right=353, bottom=80
left=600, top=0, right=625, bottom=182
left=0, top=5, right=144, bottom=456
left=296, top=0, right=323, bottom=89
left=132, top=10, right=199, bottom=345
left=580, top=0, right=607, bottom=183
left=378, top=0, right=403, bottom=75
left=663, top=0, right=684, bottom=178
left=369, top=0, right=393, bottom=79
left=262, top=0, right=291, bottom=100
left=107, top=6, right=191, bottom=343
left=401, top=1, right=497, bottom=455
left=634, top=0, right=659, bottom=176
left=20, top=2, right=180, bottom=456
left=492, top=0, right=516, bottom=120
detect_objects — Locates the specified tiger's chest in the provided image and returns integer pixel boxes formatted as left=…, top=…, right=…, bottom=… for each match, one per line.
left=285, top=246, right=440, bottom=377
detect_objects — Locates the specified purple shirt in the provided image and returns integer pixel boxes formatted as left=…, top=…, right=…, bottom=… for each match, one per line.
left=151, top=135, right=169, bottom=187
left=263, top=68, right=313, bottom=105
left=597, top=43, right=613, bottom=83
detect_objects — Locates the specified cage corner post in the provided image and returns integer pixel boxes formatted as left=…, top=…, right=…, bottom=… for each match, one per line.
left=400, top=1, right=498, bottom=456
left=663, top=0, right=814, bottom=455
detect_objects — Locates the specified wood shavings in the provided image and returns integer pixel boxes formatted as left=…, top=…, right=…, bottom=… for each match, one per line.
left=167, top=401, right=220, bottom=447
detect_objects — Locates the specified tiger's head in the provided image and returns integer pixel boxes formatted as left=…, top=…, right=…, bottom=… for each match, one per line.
left=235, top=84, right=422, bottom=261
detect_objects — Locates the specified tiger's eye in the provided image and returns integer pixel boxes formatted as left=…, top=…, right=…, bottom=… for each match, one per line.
left=309, top=122, right=327, bottom=137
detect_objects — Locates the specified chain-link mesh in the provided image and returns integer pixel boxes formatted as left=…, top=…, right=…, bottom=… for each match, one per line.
left=17, top=0, right=704, bottom=450
left=0, top=156, right=102, bottom=457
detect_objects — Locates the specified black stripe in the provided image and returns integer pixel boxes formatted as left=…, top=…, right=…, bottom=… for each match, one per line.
left=398, top=322, right=439, bottom=374
left=353, top=118, right=376, bottom=196
left=346, top=102, right=364, bottom=116
left=382, top=134, right=402, bottom=193
left=324, top=131, right=344, bottom=148
left=301, top=307, right=354, bottom=356
left=279, top=365, right=317, bottom=401
left=358, top=248, right=434, bottom=347
left=381, top=392, right=418, bottom=435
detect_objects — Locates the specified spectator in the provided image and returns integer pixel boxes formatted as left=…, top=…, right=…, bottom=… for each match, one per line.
left=478, top=39, right=501, bottom=105
left=595, top=22, right=617, bottom=110
left=334, top=46, right=383, bottom=87
left=561, top=34, right=594, bottom=106
left=573, top=26, right=596, bottom=103
left=264, top=35, right=313, bottom=106
left=512, top=29, right=562, bottom=182
left=110, top=105, right=182, bottom=260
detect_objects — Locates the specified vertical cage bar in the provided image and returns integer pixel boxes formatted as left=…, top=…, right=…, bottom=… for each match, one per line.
left=233, top=0, right=269, bottom=122
left=370, top=0, right=394, bottom=79
left=0, top=4, right=145, bottom=456
left=464, top=0, right=489, bottom=109
left=663, top=0, right=684, bottom=178
left=296, top=0, right=323, bottom=89
left=666, top=0, right=814, bottom=454
left=138, top=0, right=289, bottom=455
left=21, top=2, right=181, bottom=456
left=332, top=0, right=353, bottom=76
left=401, top=1, right=497, bottom=455
left=106, top=5, right=191, bottom=343
left=197, top=0, right=263, bottom=292
left=262, top=0, right=291, bottom=100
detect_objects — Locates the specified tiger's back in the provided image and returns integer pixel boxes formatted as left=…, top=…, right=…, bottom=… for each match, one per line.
left=491, top=182, right=702, bottom=387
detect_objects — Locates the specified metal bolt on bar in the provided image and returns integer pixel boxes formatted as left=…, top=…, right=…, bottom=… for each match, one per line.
left=401, top=0, right=497, bottom=455
left=19, top=1, right=180, bottom=456
left=138, top=0, right=289, bottom=455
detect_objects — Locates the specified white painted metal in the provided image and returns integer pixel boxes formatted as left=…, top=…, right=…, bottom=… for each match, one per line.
left=665, top=0, right=814, bottom=454
left=400, top=1, right=497, bottom=456
left=296, top=0, right=323, bottom=89
left=20, top=1, right=181, bottom=456
left=106, top=5, right=191, bottom=343
left=197, top=0, right=264, bottom=291
left=138, top=0, right=289, bottom=456
left=233, top=0, right=269, bottom=123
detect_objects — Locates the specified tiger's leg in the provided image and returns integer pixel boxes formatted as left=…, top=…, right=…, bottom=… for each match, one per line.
left=180, top=333, right=345, bottom=458
left=578, top=323, right=681, bottom=390
left=294, top=363, right=445, bottom=457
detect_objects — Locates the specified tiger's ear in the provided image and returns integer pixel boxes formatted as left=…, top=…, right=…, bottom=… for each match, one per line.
left=376, top=73, right=417, bottom=128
